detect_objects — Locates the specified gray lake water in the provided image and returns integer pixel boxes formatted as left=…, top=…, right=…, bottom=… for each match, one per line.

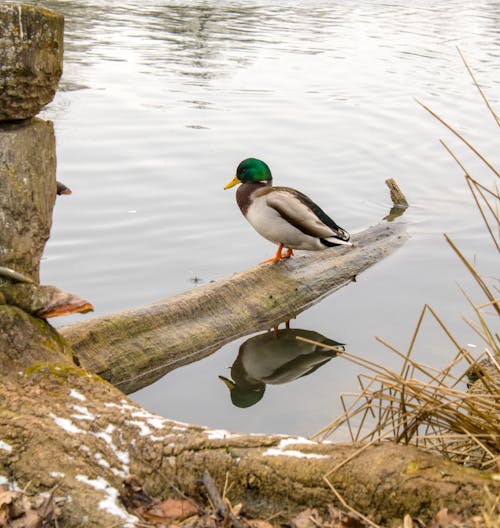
left=29, top=0, right=499, bottom=436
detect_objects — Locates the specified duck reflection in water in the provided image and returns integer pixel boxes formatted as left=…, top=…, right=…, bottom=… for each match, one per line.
left=219, top=328, right=345, bottom=408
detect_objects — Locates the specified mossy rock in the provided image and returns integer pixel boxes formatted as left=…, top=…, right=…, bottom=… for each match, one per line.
left=0, top=3, right=64, bottom=120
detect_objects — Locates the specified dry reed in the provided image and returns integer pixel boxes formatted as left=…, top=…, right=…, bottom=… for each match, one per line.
left=307, top=47, right=499, bottom=474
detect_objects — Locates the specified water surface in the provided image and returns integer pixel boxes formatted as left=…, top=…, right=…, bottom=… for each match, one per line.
left=31, top=0, right=499, bottom=436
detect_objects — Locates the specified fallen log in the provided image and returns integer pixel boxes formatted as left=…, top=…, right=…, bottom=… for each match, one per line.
left=62, top=191, right=409, bottom=394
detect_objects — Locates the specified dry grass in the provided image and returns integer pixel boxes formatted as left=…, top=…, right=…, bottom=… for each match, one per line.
left=304, top=300, right=499, bottom=470
left=304, top=48, right=500, bottom=474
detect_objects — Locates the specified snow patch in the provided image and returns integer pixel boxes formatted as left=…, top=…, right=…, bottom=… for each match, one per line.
left=278, top=437, right=317, bottom=448
left=92, top=451, right=126, bottom=478
left=0, top=475, right=20, bottom=491
left=50, top=472, right=65, bottom=478
left=263, top=437, right=327, bottom=459
left=89, top=425, right=129, bottom=473
left=69, top=389, right=86, bottom=401
left=92, top=427, right=114, bottom=445
left=150, top=434, right=174, bottom=442
left=172, top=426, right=187, bottom=432
left=104, top=424, right=115, bottom=435
left=104, top=403, right=187, bottom=434
left=131, top=409, right=161, bottom=422
left=94, top=452, right=111, bottom=469
left=50, top=414, right=85, bottom=435
left=119, top=401, right=137, bottom=412
left=71, top=405, right=95, bottom=421
left=206, top=429, right=239, bottom=440
left=110, top=467, right=127, bottom=478
left=0, top=440, right=12, bottom=452
left=169, top=418, right=190, bottom=429
left=130, top=409, right=169, bottom=431
left=128, top=420, right=152, bottom=436
left=50, top=413, right=130, bottom=477
left=113, top=447, right=130, bottom=468
left=147, top=417, right=167, bottom=429
left=75, top=475, right=138, bottom=525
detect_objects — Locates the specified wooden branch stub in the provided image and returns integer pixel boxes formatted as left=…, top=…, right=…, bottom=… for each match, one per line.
left=386, top=178, right=409, bottom=208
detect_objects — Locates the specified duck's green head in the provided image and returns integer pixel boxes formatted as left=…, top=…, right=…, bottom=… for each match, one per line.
left=224, top=158, right=272, bottom=189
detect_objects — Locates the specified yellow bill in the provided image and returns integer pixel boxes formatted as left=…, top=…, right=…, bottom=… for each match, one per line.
left=224, top=175, right=241, bottom=189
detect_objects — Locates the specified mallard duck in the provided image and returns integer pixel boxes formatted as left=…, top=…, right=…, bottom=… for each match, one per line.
left=219, top=328, right=344, bottom=408
left=224, top=158, right=351, bottom=263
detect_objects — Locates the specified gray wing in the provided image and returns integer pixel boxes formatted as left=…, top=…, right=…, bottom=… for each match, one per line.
left=264, top=186, right=350, bottom=241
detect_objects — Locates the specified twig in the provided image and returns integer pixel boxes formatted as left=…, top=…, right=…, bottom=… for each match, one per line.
left=416, top=98, right=499, bottom=179
left=39, top=482, right=61, bottom=520
left=445, top=234, right=500, bottom=316
left=456, top=46, right=500, bottom=127
left=466, top=177, right=500, bottom=253
left=202, top=471, right=245, bottom=528
left=323, top=478, right=381, bottom=528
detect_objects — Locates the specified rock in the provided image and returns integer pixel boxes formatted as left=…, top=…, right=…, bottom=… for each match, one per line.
left=0, top=3, right=64, bottom=121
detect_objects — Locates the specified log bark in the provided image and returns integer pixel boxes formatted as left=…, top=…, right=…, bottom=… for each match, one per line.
left=62, top=220, right=409, bottom=394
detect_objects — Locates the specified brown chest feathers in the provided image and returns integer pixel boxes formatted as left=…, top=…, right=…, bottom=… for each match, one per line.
left=236, top=182, right=272, bottom=215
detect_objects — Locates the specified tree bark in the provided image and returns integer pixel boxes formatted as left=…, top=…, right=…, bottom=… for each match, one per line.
left=0, top=3, right=64, bottom=121
left=61, top=220, right=409, bottom=394
left=0, top=118, right=56, bottom=282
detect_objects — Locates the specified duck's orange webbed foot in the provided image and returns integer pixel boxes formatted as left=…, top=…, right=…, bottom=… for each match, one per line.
left=259, top=244, right=294, bottom=265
